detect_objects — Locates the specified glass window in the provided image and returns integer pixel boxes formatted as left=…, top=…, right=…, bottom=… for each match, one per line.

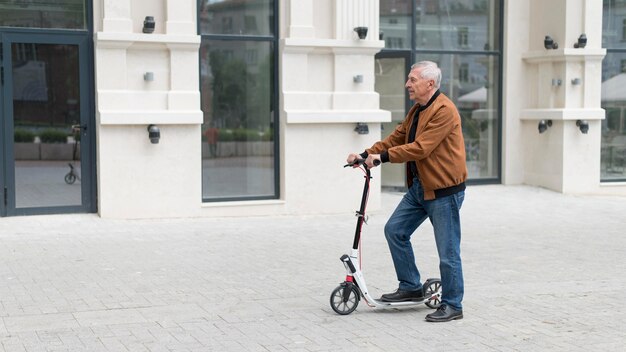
left=377, top=0, right=502, bottom=185
left=380, top=1, right=412, bottom=49
left=0, top=0, right=86, bottom=30
left=415, top=0, right=500, bottom=51
left=200, top=39, right=275, bottom=199
left=199, top=0, right=277, bottom=201
left=602, top=1, right=626, bottom=181
left=601, top=52, right=626, bottom=180
left=199, top=0, right=274, bottom=36
left=414, top=53, right=500, bottom=179
left=603, top=0, right=626, bottom=49
left=458, top=27, right=469, bottom=47
left=11, top=43, right=83, bottom=207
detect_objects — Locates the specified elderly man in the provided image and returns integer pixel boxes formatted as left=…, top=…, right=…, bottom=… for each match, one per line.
left=346, top=61, right=467, bottom=322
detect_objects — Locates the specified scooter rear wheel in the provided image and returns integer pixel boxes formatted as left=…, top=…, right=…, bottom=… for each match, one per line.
left=330, top=283, right=360, bottom=315
left=424, top=279, right=442, bottom=309
left=65, top=173, right=76, bottom=184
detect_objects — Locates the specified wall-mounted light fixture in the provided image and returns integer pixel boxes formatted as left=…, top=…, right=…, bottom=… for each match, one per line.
left=353, top=74, right=363, bottom=83
left=354, top=123, right=369, bottom=135
left=354, top=26, right=368, bottom=40
left=148, top=124, right=160, bottom=143
left=538, top=119, right=552, bottom=134
left=576, top=120, right=589, bottom=134
left=544, top=35, right=558, bottom=49
left=573, top=33, right=587, bottom=48
left=143, top=16, right=155, bottom=33
left=571, top=78, right=582, bottom=85
left=144, top=72, right=154, bottom=81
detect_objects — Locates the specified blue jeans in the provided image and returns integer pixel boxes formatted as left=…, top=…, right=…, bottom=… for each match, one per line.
left=384, top=179, right=465, bottom=310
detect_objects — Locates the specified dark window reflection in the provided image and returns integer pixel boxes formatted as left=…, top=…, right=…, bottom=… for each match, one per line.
left=199, top=0, right=273, bottom=36
left=0, top=0, right=86, bottom=30
left=601, top=1, right=626, bottom=181
left=414, top=0, right=499, bottom=51
left=12, top=43, right=83, bottom=207
left=200, top=40, right=275, bottom=199
left=380, top=0, right=412, bottom=49
left=601, top=52, right=626, bottom=180
left=199, top=0, right=277, bottom=200
left=413, top=53, right=500, bottom=179
left=603, top=0, right=626, bottom=49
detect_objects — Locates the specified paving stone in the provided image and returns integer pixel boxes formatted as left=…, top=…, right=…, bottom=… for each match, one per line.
left=0, top=185, right=623, bottom=351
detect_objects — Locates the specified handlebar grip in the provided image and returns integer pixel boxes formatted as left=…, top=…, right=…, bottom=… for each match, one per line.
left=344, top=158, right=381, bottom=168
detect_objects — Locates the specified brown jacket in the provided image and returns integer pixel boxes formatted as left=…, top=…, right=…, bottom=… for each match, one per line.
left=366, top=92, right=467, bottom=200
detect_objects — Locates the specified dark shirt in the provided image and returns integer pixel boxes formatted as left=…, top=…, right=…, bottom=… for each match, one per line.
left=408, top=90, right=441, bottom=179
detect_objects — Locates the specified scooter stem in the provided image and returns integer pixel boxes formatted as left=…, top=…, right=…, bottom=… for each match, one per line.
left=352, top=168, right=371, bottom=250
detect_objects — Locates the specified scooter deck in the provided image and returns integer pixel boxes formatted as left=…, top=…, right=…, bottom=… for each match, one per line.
left=371, top=298, right=427, bottom=306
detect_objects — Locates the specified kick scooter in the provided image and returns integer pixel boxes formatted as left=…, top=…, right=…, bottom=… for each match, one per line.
left=329, top=159, right=442, bottom=315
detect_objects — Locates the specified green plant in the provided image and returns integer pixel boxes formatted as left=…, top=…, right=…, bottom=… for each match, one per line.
left=14, top=129, right=36, bottom=143
left=215, top=128, right=273, bottom=142
left=39, top=129, right=68, bottom=143
left=218, top=129, right=235, bottom=142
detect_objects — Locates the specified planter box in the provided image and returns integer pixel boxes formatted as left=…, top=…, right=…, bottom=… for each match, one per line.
left=40, top=143, right=78, bottom=160
left=215, top=141, right=273, bottom=157
left=14, top=142, right=40, bottom=160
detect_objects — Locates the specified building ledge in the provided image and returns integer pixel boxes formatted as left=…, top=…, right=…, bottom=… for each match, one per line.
left=522, top=48, right=606, bottom=63
left=98, top=111, right=202, bottom=125
left=95, top=32, right=200, bottom=49
left=201, top=199, right=286, bottom=208
left=285, top=110, right=391, bottom=124
left=520, top=108, right=605, bottom=121
left=282, top=38, right=384, bottom=54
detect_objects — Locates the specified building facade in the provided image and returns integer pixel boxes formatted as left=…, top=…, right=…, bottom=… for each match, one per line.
left=0, top=0, right=624, bottom=219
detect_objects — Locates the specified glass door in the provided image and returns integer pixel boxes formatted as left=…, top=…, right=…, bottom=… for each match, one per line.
left=375, top=52, right=411, bottom=189
left=1, top=33, right=92, bottom=216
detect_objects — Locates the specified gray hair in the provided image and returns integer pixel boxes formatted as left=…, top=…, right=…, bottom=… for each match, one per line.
left=411, top=61, right=441, bottom=89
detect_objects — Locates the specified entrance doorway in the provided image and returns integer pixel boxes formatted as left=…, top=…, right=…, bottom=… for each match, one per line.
left=0, top=34, right=94, bottom=216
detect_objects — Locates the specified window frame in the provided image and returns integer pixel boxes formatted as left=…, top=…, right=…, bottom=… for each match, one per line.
left=377, top=0, right=503, bottom=185
left=197, top=0, right=280, bottom=202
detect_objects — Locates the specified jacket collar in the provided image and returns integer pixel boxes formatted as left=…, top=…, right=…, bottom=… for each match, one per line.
left=417, top=89, right=441, bottom=112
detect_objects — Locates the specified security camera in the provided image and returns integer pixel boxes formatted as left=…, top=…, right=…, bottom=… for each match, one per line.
left=544, top=35, right=558, bottom=49
left=538, top=119, right=552, bottom=134
left=354, top=27, right=368, bottom=40
left=147, top=124, right=160, bottom=144
left=576, top=120, right=589, bottom=134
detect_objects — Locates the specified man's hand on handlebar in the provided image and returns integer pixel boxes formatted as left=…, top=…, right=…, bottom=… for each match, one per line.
left=365, top=154, right=381, bottom=168
left=346, top=153, right=361, bottom=167
left=346, top=153, right=381, bottom=168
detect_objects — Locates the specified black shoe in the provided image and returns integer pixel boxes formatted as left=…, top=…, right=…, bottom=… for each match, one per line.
left=380, top=288, right=424, bottom=302
left=425, top=305, right=463, bottom=322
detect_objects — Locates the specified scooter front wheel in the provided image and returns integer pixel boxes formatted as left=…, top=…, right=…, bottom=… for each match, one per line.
left=330, top=283, right=360, bottom=315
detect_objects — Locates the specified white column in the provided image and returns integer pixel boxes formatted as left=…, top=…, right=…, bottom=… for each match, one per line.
left=166, top=0, right=196, bottom=35
left=335, top=0, right=379, bottom=41
left=288, top=0, right=315, bottom=38
left=515, top=0, right=606, bottom=194
left=102, top=0, right=133, bottom=33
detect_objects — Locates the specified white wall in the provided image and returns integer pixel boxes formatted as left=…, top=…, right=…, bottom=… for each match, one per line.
left=92, top=0, right=625, bottom=220
left=277, top=0, right=389, bottom=215
left=95, top=0, right=202, bottom=219
left=503, top=0, right=626, bottom=196
left=93, top=0, right=389, bottom=219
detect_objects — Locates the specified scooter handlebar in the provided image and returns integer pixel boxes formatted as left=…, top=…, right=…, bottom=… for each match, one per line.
left=344, top=158, right=381, bottom=168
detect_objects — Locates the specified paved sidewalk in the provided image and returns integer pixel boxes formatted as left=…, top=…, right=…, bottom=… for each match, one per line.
left=0, top=185, right=625, bottom=351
